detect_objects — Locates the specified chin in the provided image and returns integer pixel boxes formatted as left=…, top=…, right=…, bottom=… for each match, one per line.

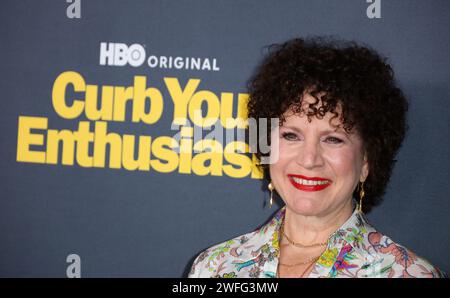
left=286, top=198, right=323, bottom=216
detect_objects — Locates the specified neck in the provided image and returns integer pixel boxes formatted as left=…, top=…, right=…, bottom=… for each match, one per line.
left=282, top=199, right=354, bottom=246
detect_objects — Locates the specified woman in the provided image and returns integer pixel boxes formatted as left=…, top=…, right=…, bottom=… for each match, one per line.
left=188, top=37, right=445, bottom=278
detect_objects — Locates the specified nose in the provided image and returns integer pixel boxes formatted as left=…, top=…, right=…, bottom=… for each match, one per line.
left=295, top=139, right=324, bottom=169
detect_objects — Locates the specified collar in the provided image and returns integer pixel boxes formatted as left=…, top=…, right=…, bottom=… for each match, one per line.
left=233, top=205, right=376, bottom=277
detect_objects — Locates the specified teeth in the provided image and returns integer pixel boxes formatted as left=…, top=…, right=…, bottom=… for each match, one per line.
left=292, top=177, right=329, bottom=186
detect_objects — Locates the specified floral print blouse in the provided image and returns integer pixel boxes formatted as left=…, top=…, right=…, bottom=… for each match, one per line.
left=189, top=206, right=445, bottom=278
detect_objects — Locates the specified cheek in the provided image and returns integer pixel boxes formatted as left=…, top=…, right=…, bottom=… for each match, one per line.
left=326, top=148, right=363, bottom=178
left=269, top=155, right=286, bottom=180
left=269, top=143, right=292, bottom=185
left=272, top=139, right=297, bottom=160
left=270, top=141, right=295, bottom=169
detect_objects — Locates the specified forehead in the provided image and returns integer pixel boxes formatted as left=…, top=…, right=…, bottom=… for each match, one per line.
left=281, top=92, right=345, bottom=131
left=283, top=102, right=344, bottom=126
left=281, top=111, right=344, bottom=132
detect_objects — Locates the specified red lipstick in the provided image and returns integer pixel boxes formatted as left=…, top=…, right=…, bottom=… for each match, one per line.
left=288, top=174, right=332, bottom=192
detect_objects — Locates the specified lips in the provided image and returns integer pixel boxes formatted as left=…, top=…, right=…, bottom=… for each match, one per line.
left=288, top=174, right=332, bottom=192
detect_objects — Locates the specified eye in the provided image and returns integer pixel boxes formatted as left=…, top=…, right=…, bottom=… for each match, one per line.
left=325, top=136, right=343, bottom=144
left=281, top=132, right=298, bottom=141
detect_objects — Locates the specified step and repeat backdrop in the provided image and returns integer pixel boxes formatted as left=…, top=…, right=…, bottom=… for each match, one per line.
left=1, top=0, right=449, bottom=277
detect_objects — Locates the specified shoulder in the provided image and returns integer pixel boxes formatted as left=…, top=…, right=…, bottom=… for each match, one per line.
left=188, top=209, right=284, bottom=278
left=363, top=229, right=445, bottom=278
left=188, top=230, right=257, bottom=278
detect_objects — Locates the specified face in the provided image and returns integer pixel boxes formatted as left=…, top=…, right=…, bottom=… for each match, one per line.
left=269, top=94, right=369, bottom=217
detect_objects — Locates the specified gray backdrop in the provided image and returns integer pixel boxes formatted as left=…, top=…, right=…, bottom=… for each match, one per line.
left=0, top=0, right=449, bottom=277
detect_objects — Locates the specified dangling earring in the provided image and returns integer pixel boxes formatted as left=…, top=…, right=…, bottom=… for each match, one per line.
left=268, top=182, right=275, bottom=208
left=358, top=181, right=365, bottom=213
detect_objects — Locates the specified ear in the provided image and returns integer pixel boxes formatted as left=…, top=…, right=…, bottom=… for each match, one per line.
left=360, top=153, right=369, bottom=182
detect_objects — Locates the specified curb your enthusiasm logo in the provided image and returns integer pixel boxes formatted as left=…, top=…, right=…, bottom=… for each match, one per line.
left=16, top=71, right=264, bottom=179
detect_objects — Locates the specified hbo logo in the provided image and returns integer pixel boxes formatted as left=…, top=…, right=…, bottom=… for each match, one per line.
left=100, top=42, right=146, bottom=67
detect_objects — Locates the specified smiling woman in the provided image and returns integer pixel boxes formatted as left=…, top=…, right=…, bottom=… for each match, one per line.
left=271, top=98, right=368, bottom=220
left=188, top=36, right=446, bottom=278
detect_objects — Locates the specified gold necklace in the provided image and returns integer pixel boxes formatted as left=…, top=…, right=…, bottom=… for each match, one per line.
left=280, top=222, right=328, bottom=248
left=300, top=260, right=317, bottom=277
left=277, top=256, right=319, bottom=278
left=278, top=255, right=321, bottom=267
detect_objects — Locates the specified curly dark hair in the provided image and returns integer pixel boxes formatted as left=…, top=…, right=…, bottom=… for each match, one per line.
left=247, top=36, right=408, bottom=213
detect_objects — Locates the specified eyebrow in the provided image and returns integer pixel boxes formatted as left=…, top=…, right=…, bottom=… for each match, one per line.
left=281, top=125, right=350, bottom=136
left=280, top=125, right=302, bottom=132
